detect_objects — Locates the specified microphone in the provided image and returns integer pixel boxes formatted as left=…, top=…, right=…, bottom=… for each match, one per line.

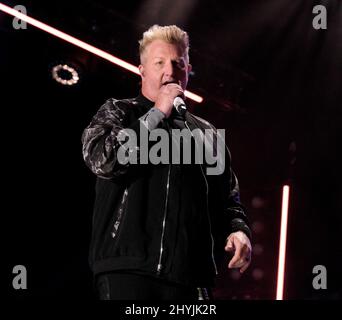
left=173, top=96, right=187, bottom=117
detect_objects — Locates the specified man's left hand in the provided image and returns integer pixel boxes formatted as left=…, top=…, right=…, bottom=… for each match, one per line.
left=225, top=231, right=252, bottom=273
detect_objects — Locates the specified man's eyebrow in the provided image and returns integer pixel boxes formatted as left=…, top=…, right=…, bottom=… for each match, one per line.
left=152, top=56, right=184, bottom=60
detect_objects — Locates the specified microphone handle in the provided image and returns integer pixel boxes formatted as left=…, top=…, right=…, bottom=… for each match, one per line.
left=173, top=97, right=187, bottom=116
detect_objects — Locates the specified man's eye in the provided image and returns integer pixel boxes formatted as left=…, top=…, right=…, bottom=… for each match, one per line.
left=155, top=61, right=163, bottom=65
left=176, top=61, right=185, bottom=69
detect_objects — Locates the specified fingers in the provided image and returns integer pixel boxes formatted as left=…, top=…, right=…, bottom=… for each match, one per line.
left=240, top=258, right=251, bottom=274
left=226, top=233, right=252, bottom=273
left=228, top=246, right=243, bottom=268
left=228, top=252, right=251, bottom=271
left=163, top=83, right=184, bottom=98
left=155, top=83, right=184, bottom=117
left=224, top=237, right=234, bottom=252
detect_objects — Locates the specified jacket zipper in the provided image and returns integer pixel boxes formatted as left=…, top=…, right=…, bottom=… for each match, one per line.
left=111, top=188, right=128, bottom=239
left=185, top=120, right=218, bottom=275
left=157, top=121, right=172, bottom=274
left=156, top=164, right=171, bottom=274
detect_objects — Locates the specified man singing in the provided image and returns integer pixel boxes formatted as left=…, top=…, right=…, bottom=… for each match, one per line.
left=81, top=25, right=252, bottom=300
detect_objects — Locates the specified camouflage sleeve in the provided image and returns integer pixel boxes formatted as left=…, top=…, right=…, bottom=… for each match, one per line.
left=81, top=99, right=165, bottom=179
left=81, top=99, right=128, bottom=179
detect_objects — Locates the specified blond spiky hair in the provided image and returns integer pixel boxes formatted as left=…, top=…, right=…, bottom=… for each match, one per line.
left=139, top=25, right=190, bottom=63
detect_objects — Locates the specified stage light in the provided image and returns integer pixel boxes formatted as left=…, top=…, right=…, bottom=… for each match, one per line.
left=251, top=196, right=266, bottom=209
left=251, top=221, right=264, bottom=234
left=276, top=185, right=290, bottom=300
left=0, top=3, right=203, bottom=103
left=51, top=64, right=79, bottom=86
left=252, top=268, right=264, bottom=281
left=252, top=243, right=264, bottom=255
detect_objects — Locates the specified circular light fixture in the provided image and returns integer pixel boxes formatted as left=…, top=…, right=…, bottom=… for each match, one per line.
left=51, top=64, right=79, bottom=86
left=252, top=268, right=264, bottom=281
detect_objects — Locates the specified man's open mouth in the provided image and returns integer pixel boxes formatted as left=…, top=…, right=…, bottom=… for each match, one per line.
left=163, top=80, right=178, bottom=85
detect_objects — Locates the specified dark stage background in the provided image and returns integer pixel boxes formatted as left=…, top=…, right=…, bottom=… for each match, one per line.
left=1, top=0, right=341, bottom=300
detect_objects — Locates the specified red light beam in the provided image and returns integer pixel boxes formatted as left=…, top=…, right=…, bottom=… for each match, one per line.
left=0, top=3, right=203, bottom=103
left=276, top=185, right=290, bottom=300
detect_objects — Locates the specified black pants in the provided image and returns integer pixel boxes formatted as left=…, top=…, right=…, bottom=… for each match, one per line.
left=95, top=272, right=209, bottom=300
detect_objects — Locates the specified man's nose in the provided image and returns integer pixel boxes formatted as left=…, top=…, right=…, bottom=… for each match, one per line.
left=164, top=60, right=176, bottom=77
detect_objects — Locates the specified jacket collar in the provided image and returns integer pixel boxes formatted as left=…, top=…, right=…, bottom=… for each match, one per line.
left=135, top=92, right=154, bottom=110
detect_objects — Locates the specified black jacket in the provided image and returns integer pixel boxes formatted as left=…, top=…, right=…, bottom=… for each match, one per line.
left=81, top=93, right=251, bottom=287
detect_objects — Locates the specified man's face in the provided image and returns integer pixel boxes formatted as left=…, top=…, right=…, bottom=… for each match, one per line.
left=139, top=40, right=192, bottom=102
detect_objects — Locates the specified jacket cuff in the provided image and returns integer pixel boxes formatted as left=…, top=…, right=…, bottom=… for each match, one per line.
left=230, top=218, right=252, bottom=241
left=139, top=107, right=165, bottom=131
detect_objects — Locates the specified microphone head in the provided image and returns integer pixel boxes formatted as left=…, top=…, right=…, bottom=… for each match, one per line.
left=173, top=97, right=187, bottom=116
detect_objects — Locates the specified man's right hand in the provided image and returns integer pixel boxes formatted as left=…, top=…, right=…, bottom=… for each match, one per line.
left=154, top=83, right=184, bottom=118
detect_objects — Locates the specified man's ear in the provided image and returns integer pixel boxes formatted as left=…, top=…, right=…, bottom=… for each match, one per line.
left=139, top=64, right=145, bottom=78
